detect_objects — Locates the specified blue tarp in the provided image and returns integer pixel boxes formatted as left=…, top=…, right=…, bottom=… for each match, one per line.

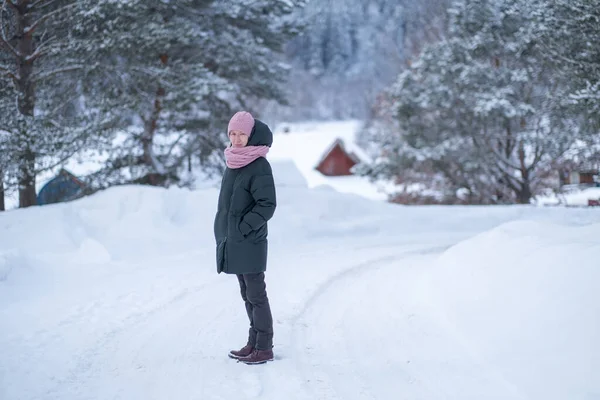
left=37, top=169, right=85, bottom=205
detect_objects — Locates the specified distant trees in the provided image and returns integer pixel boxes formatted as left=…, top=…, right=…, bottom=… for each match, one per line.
left=277, top=0, right=452, bottom=121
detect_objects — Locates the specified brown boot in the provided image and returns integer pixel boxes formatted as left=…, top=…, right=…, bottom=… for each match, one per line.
left=238, top=349, right=274, bottom=365
left=228, top=344, right=254, bottom=360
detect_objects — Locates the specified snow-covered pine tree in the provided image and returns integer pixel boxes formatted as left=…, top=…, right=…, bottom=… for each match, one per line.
left=362, top=0, right=576, bottom=204
left=446, top=0, right=579, bottom=202
left=537, top=0, right=600, bottom=130
left=359, top=43, right=506, bottom=204
left=184, top=0, right=307, bottom=176
left=533, top=0, right=600, bottom=174
left=65, top=0, right=218, bottom=188
left=73, top=0, right=305, bottom=188
left=0, top=0, right=116, bottom=208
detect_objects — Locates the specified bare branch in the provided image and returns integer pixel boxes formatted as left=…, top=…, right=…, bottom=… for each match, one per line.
left=24, top=35, right=54, bottom=62
left=28, top=0, right=62, bottom=11
left=498, top=167, right=521, bottom=193
left=47, top=92, right=82, bottom=115
left=527, top=144, right=543, bottom=173
left=165, top=133, right=186, bottom=158
left=472, top=134, right=522, bottom=171
left=32, top=64, right=83, bottom=82
left=487, top=142, right=522, bottom=171
left=24, top=1, right=77, bottom=36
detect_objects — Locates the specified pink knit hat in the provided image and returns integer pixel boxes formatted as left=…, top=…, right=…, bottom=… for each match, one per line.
left=227, top=111, right=255, bottom=136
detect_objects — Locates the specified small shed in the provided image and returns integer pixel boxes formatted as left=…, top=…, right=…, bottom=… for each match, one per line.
left=37, top=168, right=86, bottom=205
left=315, top=138, right=364, bottom=176
left=559, top=169, right=599, bottom=186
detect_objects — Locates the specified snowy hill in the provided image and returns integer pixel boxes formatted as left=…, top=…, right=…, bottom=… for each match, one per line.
left=1, top=166, right=600, bottom=400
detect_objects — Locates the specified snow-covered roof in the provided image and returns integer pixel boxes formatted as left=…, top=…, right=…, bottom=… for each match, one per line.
left=269, top=120, right=369, bottom=168
left=314, top=137, right=370, bottom=168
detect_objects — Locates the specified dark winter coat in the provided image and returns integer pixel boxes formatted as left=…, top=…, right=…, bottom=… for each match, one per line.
left=214, top=119, right=276, bottom=274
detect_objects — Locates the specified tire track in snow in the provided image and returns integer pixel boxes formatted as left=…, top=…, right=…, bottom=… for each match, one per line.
left=238, top=244, right=447, bottom=400
left=43, top=271, right=227, bottom=399
left=289, top=244, right=448, bottom=325
left=279, top=244, right=448, bottom=400
left=288, top=252, right=440, bottom=400
left=285, top=242, right=533, bottom=400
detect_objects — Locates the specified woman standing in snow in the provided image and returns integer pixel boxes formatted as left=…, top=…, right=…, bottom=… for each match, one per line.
left=214, top=111, right=277, bottom=365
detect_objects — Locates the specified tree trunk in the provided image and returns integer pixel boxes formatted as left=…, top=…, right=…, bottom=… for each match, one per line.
left=516, top=141, right=532, bottom=204
left=516, top=184, right=532, bottom=204
left=141, top=54, right=168, bottom=186
left=0, top=170, right=5, bottom=211
left=18, top=147, right=37, bottom=207
left=15, top=0, right=38, bottom=207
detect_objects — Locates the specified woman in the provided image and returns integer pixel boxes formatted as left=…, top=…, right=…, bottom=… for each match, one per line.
left=214, top=111, right=277, bottom=365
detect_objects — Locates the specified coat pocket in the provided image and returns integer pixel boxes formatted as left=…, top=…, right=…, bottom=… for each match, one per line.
left=254, top=223, right=268, bottom=241
left=216, top=238, right=227, bottom=273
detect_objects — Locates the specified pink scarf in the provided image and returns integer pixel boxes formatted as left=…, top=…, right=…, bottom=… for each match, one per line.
left=224, top=145, right=270, bottom=169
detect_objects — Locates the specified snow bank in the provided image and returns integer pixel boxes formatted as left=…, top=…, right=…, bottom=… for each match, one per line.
left=0, top=185, right=214, bottom=263
left=426, top=220, right=600, bottom=400
left=271, top=160, right=308, bottom=187
left=561, top=187, right=600, bottom=206
left=2, top=183, right=600, bottom=267
left=535, top=186, right=600, bottom=206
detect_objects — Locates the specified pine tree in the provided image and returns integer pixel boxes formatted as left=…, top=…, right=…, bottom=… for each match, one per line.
left=73, top=0, right=305, bottom=188
left=0, top=0, right=305, bottom=207
left=537, top=0, right=600, bottom=129
left=363, top=0, right=577, bottom=204
left=0, top=0, right=116, bottom=208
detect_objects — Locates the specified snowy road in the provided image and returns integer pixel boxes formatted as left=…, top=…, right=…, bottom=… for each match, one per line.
left=0, top=242, right=521, bottom=400
left=2, top=242, right=458, bottom=400
left=2, top=185, right=599, bottom=400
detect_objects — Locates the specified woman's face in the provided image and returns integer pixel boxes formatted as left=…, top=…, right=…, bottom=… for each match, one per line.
left=229, top=130, right=249, bottom=148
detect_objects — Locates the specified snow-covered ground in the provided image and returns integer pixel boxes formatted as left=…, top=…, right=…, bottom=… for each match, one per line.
left=269, top=119, right=391, bottom=201
left=1, top=160, right=599, bottom=400
left=535, top=186, right=600, bottom=207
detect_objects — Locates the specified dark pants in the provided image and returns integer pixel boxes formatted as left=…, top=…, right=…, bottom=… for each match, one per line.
left=236, top=272, right=273, bottom=350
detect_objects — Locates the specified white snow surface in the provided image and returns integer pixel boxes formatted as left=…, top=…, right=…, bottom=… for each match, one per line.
left=535, top=186, right=600, bottom=207
left=1, top=165, right=600, bottom=400
left=270, top=120, right=390, bottom=201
